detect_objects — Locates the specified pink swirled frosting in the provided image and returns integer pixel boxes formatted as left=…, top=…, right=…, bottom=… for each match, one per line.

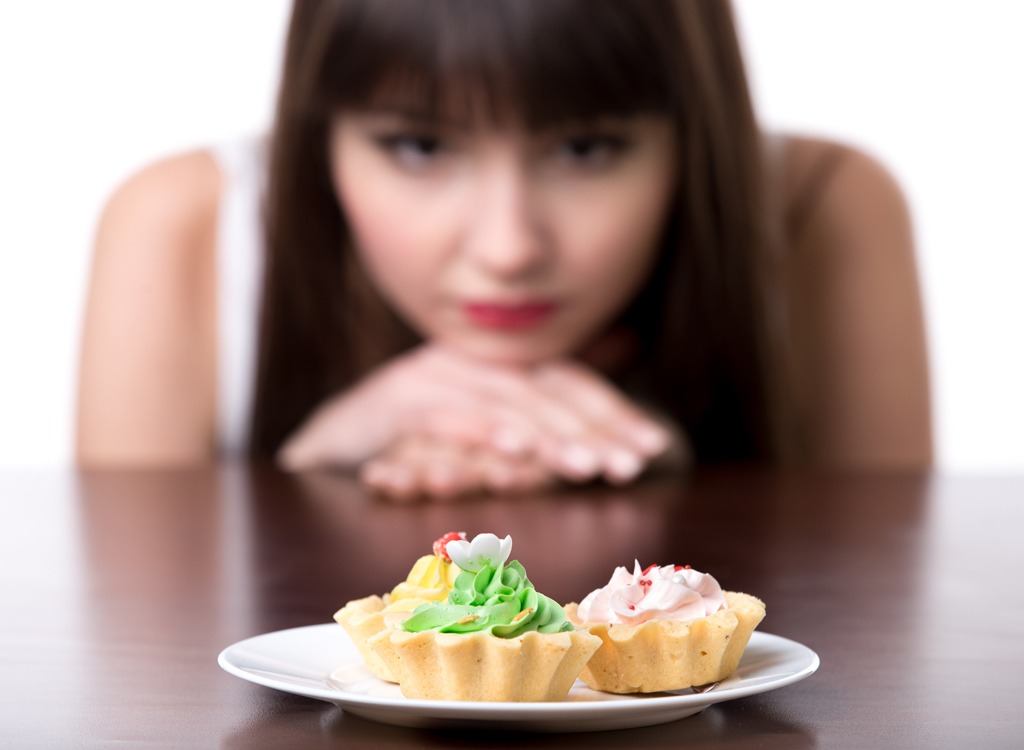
left=576, top=561, right=727, bottom=625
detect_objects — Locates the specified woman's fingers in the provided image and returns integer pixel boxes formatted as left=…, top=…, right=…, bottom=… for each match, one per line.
left=532, top=362, right=671, bottom=458
left=442, top=357, right=672, bottom=484
left=360, top=459, right=421, bottom=502
left=341, top=345, right=682, bottom=490
left=363, top=345, right=667, bottom=484
left=476, top=447, right=557, bottom=494
left=423, top=351, right=676, bottom=484
left=422, top=354, right=608, bottom=479
left=359, top=435, right=482, bottom=501
left=359, top=433, right=558, bottom=501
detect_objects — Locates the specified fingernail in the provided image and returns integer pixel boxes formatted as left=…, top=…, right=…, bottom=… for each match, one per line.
left=607, top=449, right=643, bottom=483
left=387, top=465, right=414, bottom=491
left=492, top=427, right=529, bottom=455
left=633, top=425, right=669, bottom=455
left=560, top=444, right=600, bottom=477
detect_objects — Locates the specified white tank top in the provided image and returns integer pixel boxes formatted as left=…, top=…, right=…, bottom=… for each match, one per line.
left=210, top=137, right=266, bottom=457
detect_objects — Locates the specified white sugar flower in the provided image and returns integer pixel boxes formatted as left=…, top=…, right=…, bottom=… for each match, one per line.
left=446, top=532, right=513, bottom=573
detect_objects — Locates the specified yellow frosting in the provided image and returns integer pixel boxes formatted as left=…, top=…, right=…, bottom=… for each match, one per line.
left=383, top=554, right=462, bottom=612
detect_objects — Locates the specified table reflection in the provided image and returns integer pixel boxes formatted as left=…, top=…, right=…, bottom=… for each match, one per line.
left=247, top=470, right=686, bottom=611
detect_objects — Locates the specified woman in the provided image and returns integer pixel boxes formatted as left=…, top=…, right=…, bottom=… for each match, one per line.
left=77, top=0, right=932, bottom=497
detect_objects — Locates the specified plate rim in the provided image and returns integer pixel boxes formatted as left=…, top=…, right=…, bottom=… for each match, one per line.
left=218, top=622, right=819, bottom=720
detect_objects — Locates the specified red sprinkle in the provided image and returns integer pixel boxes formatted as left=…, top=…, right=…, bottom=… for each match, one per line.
left=432, top=531, right=466, bottom=563
left=674, top=564, right=692, bottom=571
left=642, top=564, right=657, bottom=576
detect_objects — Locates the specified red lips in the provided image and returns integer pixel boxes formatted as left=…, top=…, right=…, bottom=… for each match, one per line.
left=463, top=301, right=557, bottom=330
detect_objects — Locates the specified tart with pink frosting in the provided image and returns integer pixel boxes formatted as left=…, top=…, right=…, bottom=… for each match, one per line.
left=564, top=561, right=765, bottom=693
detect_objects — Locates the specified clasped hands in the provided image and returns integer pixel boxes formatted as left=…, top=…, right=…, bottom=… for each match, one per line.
left=278, top=345, right=682, bottom=500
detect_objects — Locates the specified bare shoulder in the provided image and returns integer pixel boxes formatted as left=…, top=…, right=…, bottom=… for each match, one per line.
left=77, top=149, right=223, bottom=466
left=775, top=135, right=933, bottom=469
left=781, top=135, right=911, bottom=246
left=779, top=135, right=917, bottom=318
left=98, top=149, right=221, bottom=245
left=91, top=150, right=222, bottom=298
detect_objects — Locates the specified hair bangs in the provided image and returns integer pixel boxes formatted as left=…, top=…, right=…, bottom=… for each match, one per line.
left=313, top=0, right=678, bottom=128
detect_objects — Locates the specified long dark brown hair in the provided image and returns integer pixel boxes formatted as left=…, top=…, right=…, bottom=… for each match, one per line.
left=251, top=0, right=782, bottom=464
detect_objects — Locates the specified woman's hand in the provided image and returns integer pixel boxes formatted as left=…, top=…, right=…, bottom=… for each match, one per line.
left=277, top=344, right=525, bottom=470
left=360, top=410, right=690, bottom=501
left=278, top=343, right=686, bottom=491
left=456, top=358, right=683, bottom=484
left=358, top=432, right=557, bottom=501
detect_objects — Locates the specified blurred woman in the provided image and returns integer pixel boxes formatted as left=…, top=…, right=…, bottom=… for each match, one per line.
left=77, top=0, right=932, bottom=497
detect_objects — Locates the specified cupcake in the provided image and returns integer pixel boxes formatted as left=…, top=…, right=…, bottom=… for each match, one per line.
left=565, top=561, right=765, bottom=693
left=369, top=532, right=602, bottom=702
left=334, top=531, right=465, bottom=682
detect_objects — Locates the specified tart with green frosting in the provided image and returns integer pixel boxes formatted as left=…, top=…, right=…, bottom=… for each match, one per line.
left=369, top=533, right=602, bottom=701
left=334, top=531, right=465, bottom=682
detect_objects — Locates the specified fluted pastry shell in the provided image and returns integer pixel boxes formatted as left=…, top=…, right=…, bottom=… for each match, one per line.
left=368, top=627, right=602, bottom=701
left=564, top=591, right=766, bottom=693
left=333, top=595, right=398, bottom=682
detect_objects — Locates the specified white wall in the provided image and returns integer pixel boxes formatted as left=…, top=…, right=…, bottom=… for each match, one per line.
left=733, top=0, right=1024, bottom=471
left=1, top=1, right=1020, bottom=471
left=0, top=1, right=291, bottom=467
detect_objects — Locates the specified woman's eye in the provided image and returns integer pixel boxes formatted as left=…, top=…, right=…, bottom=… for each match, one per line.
left=375, top=134, right=447, bottom=169
left=557, top=135, right=630, bottom=168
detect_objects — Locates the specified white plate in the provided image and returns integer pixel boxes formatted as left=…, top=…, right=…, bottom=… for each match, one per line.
left=218, top=624, right=819, bottom=732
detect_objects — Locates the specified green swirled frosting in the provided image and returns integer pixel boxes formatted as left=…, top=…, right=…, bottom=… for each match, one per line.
left=400, top=559, right=573, bottom=638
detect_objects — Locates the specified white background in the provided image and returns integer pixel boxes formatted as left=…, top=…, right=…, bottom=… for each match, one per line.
left=1, top=1, right=1021, bottom=471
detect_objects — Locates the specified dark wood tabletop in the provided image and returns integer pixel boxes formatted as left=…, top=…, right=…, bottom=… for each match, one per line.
left=3, top=465, right=1022, bottom=748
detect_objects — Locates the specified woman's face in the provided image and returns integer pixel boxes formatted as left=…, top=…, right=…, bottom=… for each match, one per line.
left=329, top=109, right=677, bottom=365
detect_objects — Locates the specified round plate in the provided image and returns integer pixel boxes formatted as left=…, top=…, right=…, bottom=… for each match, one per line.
left=218, top=624, right=819, bottom=732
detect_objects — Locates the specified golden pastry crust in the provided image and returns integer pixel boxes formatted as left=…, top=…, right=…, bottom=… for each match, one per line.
left=565, top=591, right=766, bottom=693
left=333, top=595, right=396, bottom=682
left=368, top=627, right=602, bottom=701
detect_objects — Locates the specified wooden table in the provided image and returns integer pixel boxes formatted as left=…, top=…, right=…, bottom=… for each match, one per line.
left=3, top=466, right=1021, bottom=748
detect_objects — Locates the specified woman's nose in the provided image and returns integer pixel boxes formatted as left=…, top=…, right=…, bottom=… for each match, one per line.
left=461, top=162, right=549, bottom=279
